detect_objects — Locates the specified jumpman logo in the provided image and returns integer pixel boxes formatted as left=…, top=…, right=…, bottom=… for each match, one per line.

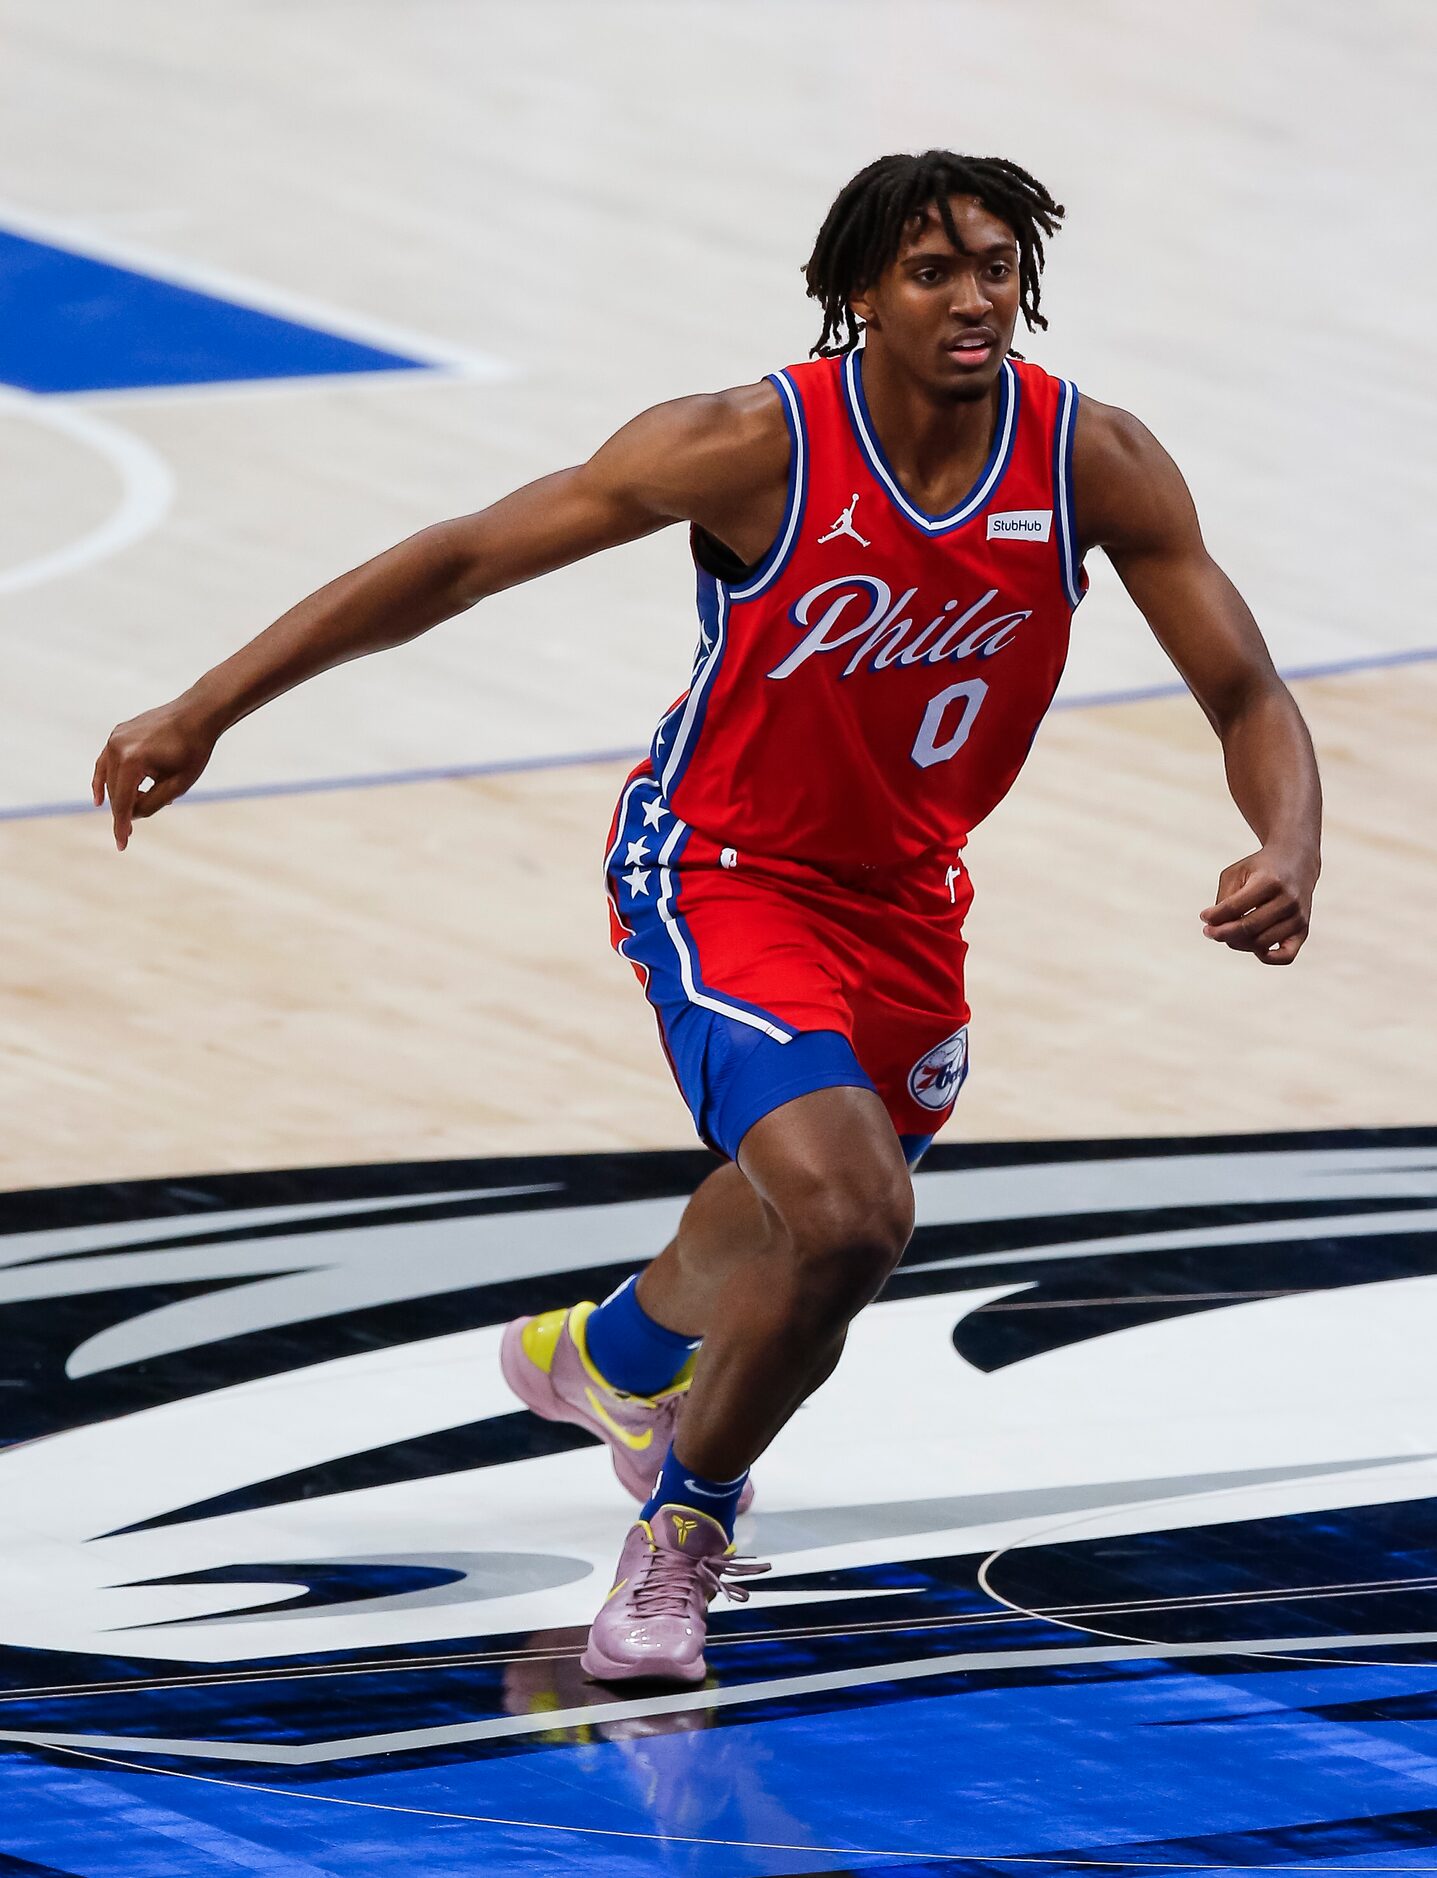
left=818, top=493, right=870, bottom=548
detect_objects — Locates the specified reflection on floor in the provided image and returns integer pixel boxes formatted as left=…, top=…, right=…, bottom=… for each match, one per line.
left=1, top=1129, right=1435, bottom=1875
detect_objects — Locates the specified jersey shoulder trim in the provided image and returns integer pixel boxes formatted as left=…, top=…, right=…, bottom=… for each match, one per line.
left=727, top=369, right=808, bottom=601
left=1001, top=357, right=1085, bottom=608
left=654, top=371, right=807, bottom=794
left=1049, top=375, right=1085, bottom=609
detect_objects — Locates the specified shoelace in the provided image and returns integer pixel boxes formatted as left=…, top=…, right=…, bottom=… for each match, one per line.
left=631, top=1546, right=771, bottom=1619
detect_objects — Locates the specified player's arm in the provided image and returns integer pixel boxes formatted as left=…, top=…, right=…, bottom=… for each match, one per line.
left=1073, top=399, right=1322, bottom=965
left=92, top=383, right=787, bottom=849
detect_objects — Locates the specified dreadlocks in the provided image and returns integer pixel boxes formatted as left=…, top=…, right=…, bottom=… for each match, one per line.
left=803, top=151, right=1065, bottom=358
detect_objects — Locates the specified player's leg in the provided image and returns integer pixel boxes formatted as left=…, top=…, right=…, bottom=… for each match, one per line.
left=633, top=1160, right=776, bottom=1337
left=582, top=1081, right=912, bottom=1685
left=498, top=1159, right=779, bottom=1509
left=587, top=1016, right=888, bottom=1467
left=501, top=1147, right=849, bottom=1526
left=504, top=772, right=870, bottom=1503
left=657, top=1082, right=910, bottom=1479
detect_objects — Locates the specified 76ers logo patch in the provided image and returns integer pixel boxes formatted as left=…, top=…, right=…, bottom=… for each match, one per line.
left=908, top=1025, right=970, bottom=1112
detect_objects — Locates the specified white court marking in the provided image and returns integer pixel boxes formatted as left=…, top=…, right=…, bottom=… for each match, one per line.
left=8, top=1623, right=1437, bottom=1765
left=0, top=387, right=175, bottom=596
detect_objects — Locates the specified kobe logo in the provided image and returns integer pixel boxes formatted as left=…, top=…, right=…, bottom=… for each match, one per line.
left=672, top=1516, right=697, bottom=1546
left=818, top=492, right=870, bottom=548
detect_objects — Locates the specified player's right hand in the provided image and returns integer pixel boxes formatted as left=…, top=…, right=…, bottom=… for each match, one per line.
left=92, top=702, right=220, bottom=851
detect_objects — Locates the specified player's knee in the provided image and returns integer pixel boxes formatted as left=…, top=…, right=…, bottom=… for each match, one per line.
left=786, top=1169, right=914, bottom=1320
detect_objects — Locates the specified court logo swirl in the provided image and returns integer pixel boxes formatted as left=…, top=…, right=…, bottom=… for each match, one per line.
left=0, top=1127, right=1433, bottom=1769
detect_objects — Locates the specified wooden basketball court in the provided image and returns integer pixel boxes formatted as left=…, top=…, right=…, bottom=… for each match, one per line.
left=3, top=7, right=1436, bottom=1874
left=2, top=0, right=1434, bottom=1188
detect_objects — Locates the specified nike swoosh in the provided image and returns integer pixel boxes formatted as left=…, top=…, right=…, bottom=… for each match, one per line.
left=584, top=1388, right=653, bottom=1451
left=683, top=1477, right=735, bottom=1499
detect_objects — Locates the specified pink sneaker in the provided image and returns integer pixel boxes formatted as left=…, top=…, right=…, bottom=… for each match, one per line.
left=580, top=1505, right=770, bottom=1685
left=500, top=1301, right=754, bottom=1510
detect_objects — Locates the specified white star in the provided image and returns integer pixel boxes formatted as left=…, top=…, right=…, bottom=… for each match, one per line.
left=641, top=797, right=669, bottom=830
left=622, top=866, right=651, bottom=897
left=624, top=837, right=650, bottom=866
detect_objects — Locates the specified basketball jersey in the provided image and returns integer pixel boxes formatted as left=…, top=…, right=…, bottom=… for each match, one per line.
left=646, top=348, right=1087, bottom=871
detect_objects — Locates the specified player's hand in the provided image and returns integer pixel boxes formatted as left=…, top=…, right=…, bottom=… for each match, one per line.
left=92, top=701, right=220, bottom=851
left=1200, top=847, right=1317, bottom=966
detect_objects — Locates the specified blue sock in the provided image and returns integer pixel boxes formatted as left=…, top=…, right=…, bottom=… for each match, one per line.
left=641, top=1442, right=749, bottom=1540
left=583, top=1275, right=701, bottom=1396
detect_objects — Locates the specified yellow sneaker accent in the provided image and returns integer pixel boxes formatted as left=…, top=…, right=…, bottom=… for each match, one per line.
left=584, top=1387, right=655, bottom=1451
left=672, top=1516, right=697, bottom=1547
left=664, top=1348, right=700, bottom=1395
left=571, top=1298, right=697, bottom=1402
left=602, top=1577, right=630, bottom=1605
left=570, top=1300, right=639, bottom=1397
left=520, top=1307, right=584, bottom=1376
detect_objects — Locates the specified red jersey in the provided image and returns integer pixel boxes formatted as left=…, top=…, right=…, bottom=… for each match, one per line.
left=647, top=349, right=1086, bottom=872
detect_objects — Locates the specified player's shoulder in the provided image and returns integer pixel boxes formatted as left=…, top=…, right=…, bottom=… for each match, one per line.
left=626, top=378, right=789, bottom=483
left=1070, top=393, right=1192, bottom=552
left=650, top=378, right=787, bottom=446
left=999, top=357, right=1160, bottom=483
left=594, top=377, right=790, bottom=522
left=1072, top=392, right=1170, bottom=481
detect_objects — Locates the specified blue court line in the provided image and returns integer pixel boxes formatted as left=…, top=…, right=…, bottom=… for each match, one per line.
left=1047, top=640, right=1437, bottom=711
left=0, top=746, right=645, bottom=826
left=4, top=643, right=1434, bottom=829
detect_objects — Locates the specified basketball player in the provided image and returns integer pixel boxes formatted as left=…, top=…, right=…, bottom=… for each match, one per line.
left=93, top=153, right=1322, bottom=1687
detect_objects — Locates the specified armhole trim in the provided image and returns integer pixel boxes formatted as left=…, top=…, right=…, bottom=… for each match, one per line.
left=728, top=370, right=806, bottom=601
left=1054, top=378, right=1085, bottom=610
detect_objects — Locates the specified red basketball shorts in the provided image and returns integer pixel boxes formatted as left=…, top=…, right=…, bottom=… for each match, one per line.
left=604, top=766, right=972, bottom=1166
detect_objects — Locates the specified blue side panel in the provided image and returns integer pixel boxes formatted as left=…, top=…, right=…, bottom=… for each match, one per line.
left=0, top=230, right=431, bottom=392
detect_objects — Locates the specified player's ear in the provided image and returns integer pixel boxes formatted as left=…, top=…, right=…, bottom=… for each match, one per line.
left=849, top=290, right=877, bottom=332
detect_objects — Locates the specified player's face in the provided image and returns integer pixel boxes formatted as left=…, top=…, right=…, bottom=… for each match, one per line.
left=851, top=197, right=1022, bottom=401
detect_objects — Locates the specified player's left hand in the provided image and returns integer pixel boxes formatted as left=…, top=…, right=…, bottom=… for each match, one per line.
left=1200, top=848, right=1317, bottom=966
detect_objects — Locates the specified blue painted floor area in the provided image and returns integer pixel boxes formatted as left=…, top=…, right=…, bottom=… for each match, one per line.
left=2, top=1133, right=1436, bottom=1873
left=242, top=1657, right=1437, bottom=1865
left=6, top=1648, right=1437, bottom=1876
left=0, top=228, right=431, bottom=392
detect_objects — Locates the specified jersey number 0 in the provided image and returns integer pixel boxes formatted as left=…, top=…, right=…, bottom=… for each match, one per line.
left=910, top=678, right=989, bottom=770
